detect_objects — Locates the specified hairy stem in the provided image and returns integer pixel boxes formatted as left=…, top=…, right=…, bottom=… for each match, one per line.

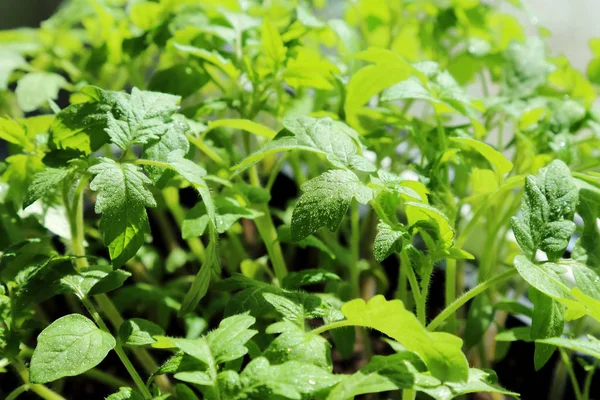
left=400, top=251, right=424, bottom=324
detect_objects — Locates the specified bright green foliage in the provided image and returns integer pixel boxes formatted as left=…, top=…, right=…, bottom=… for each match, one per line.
left=29, top=314, right=115, bottom=383
left=89, top=158, right=157, bottom=268
left=16, top=72, right=67, bottom=112
left=291, top=169, right=373, bottom=241
left=119, top=318, right=165, bottom=346
left=339, top=295, right=468, bottom=382
left=511, top=160, right=578, bottom=260
left=1, top=0, right=600, bottom=399
left=235, top=117, right=375, bottom=173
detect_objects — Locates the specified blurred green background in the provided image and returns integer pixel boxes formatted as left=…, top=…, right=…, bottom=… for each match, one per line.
left=1, top=0, right=599, bottom=73
left=0, top=0, right=61, bottom=29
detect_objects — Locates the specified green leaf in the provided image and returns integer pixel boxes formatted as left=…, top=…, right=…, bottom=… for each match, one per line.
left=219, top=274, right=331, bottom=321
left=281, top=268, right=340, bottom=290
left=0, top=49, right=27, bottom=90
left=148, top=64, right=209, bottom=98
left=537, top=336, right=600, bottom=359
left=183, top=196, right=262, bottom=238
left=205, top=314, right=257, bottom=364
left=29, top=314, right=116, bottom=383
left=105, top=87, right=181, bottom=150
left=88, top=158, right=157, bottom=267
left=261, top=19, right=287, bottom=67
left=10, top=256, right=74, bottom=310
left=264, top=321, right=332, bottom=369
left=374, top=221, right=405, bottom=262
left=16, top=72, right=67, bottom=112
left=530, top=288, right=564, bottom=370
left=106, top=387, right=145, bottom=400
left=142, top=120, right=190, bottom=185
left=326, top=352, right=424, bottom=399
left=167, top=151, right=217, bottom=229
left=0, top=117, right=28, bottom=147
left=450, top=137, right=513, bottom=176
left=338, top=295, right=469, bottom=382
left=503, top=38, right=554, bottom=98
left=291, top=169, right=373, bottom=241
left=23, top=167, right=74, bottom=208
left=405, top=202, right=454, bottom=249
left=513, top=256, right=569, bottom=299
left=234, top=117, right=375, bottom=173
left=174, top=43, right=240, bottom=80
left=179, top=236, right=219, bottom=316
left=225, top=357, right=341, bottom=399
left=417, top=368, right=520, bottom=400
left=511, top=160, right=578, bottom=259
left=344, top=49, right=413, bottom=128
left=50, top=96, right=111, bottom=155
left=60, top=264, right=131, bottom=299
left=381, top=78, right=436, bottom=103
left=119, top=318, right=165, bottom=346
left=205, top=119, right=276, bottom=139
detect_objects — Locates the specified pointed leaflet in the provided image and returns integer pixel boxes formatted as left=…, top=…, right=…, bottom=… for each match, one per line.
left=167, top=151, right=217, bottom=229
left=88, top=158, right=157, bottom=267
left=234, top=116, right=375, bottom=173
left=326, top=352, right=425, bottom=399
left=142, top=119, right=190, bottom=184
left=537, top=336, right=600, bottom=359
left=291, top=169, right=373, bottom=241
left=157, top=314, right=257, bottom=391
left=450, top=137, right=513, bottom=177
left=337, top=295, right=469, bottom=382
left=118, top=318, right=165, bottom=346
left=23, top=166, right=75, bottom=208
left=0, top=49, right=26, bottom=90
left=264, top=321, right=332, bottom=369
left=29, top=314, right=116, bottom=383
left=405, top=202, right=455, bottom=249
left=16, top=72, right=67, bottom=112
left=374, top=221, right=405, bottom=262
left=221, top=357, right=341, bottom=399
left=106, top=87, right=181, bottom=149
left=511, top=160, right=578, bottom=260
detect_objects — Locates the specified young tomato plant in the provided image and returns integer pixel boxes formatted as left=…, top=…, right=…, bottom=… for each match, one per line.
left=1, top=1, right=600, bottom=399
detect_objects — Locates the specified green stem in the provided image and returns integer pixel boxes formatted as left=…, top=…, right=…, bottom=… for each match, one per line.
left=401, top=251, right=424, bottom=324
left=435, top=113, right=447, bottom=152
left=445, top=258, right=457, bottom=333
left=427, top=269, right=517, bottom=331
left=81, top=297, right=151, bottom=399
left=163, top=187, right=206, bottom=262
left=11, top=359, right=66, bottom=400
left=350, top=201, right=361, bottom=298
left=311, top=320, right=352, bottom=336
left=248, top=166, right=288, bottom=283
left=560, top=349, right=584, bottom=400
left=583, top=359, right=598, bottom=400
left=402, top=389, right=416, bottom=400
left=5, top=384, right=28, bottom=400
left=84, top=368, right=131, bottom=389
